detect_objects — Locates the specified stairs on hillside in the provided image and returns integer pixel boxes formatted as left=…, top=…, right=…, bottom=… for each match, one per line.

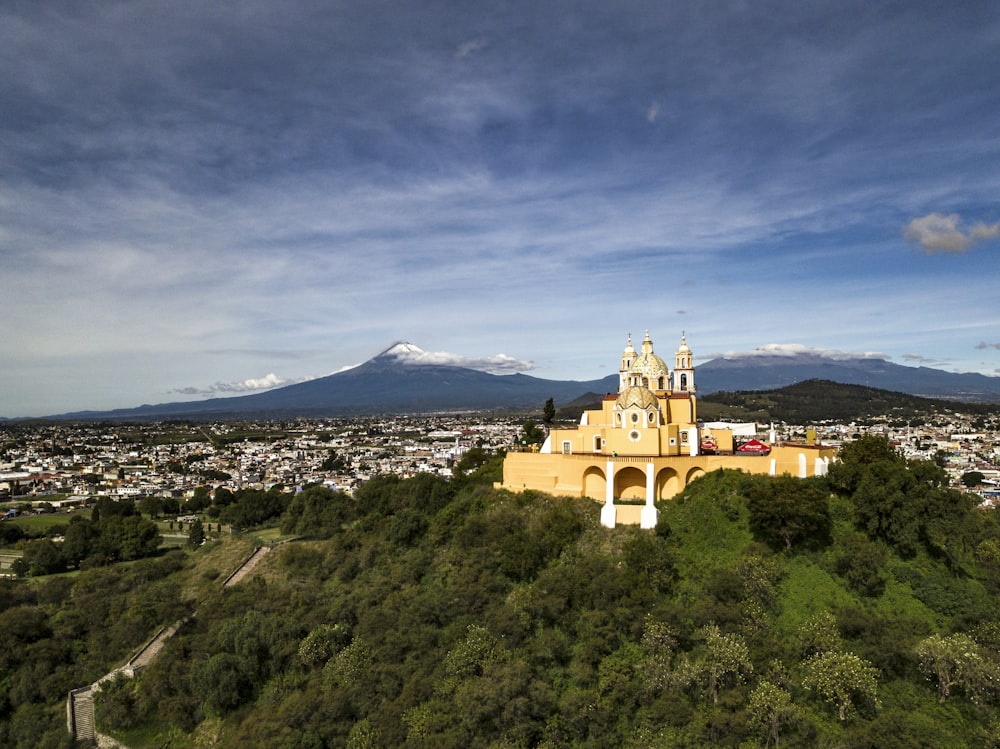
left=72, top=688, right=96, bottom=742
left=223, top=545, right=271, bottom=587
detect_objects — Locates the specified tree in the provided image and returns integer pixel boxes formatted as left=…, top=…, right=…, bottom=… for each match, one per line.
left=188, top=517, right=205, bottom=548
left=186, top=486, right=211, bottom=512
left=915, top=633, right=999, bottom=705
left=115, top=516, right=162, bottom=561
left=827, top=434, right=904, bottom=495
left=747, top=476, right=831, bottom=552
left=137, top=495, right=163, bottom=518
left=21, top=539, right=66, bottom=576
left=802, top=651, right=880, bottom=721
left=521, top=420, right=545, bottom=446
left=696, top=623, right=753, bottom=703
left=193, top=652, right=254, bottom=714
left=321, top=450, right=348, bottom=472
left=542, top=397, right=556, bottom=426
left=962, top=471, right=985, bottom=488
left=62, top=518, right=98, bottom=568
left=834, top=533, right=888, bottom=597
left=639, top=616, right=678, bottom=693
left=748, top=680, right=799, bottom=748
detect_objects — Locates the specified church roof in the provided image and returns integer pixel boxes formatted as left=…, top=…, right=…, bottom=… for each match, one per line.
left=630, top=352, right=668, bottom=377
left=628, top=330, right=669, bottom=379
left=616, top=385, right=659, bottom=410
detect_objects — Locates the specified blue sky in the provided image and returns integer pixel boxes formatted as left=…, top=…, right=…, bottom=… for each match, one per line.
left=2, top=0, right=999, bottom=417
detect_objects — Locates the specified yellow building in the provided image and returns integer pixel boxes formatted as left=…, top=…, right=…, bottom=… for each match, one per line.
left=501, top=331, right=837, bottom=528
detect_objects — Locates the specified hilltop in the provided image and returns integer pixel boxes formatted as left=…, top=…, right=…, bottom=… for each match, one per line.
left=5, top=440, right=1000, bottom=747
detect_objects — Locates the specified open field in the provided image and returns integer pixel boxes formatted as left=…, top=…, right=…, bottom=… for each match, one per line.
left=5, top=511, right=88, bottom=532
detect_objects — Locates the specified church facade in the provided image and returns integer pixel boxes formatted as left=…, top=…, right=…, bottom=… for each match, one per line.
left=501, top=332, right=837, bottom=528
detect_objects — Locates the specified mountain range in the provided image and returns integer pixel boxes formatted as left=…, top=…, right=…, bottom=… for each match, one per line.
left=36, top=342, right=1000, bottom=421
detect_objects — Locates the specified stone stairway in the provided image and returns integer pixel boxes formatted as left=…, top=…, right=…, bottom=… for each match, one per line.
left=223, top=545, right=271, bottom=587
left=70, top=687, right=96, bottom=742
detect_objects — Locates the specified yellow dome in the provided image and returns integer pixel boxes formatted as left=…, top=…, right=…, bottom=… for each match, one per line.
left=630, top=352, right=669, bottom=379
left=616, top=385, right=659, bottom=410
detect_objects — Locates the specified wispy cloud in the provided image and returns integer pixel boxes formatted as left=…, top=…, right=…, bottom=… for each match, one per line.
left=901, top=353, right=949, bottom=366
left=903, top=212, right=1000, bottom=253
left=455, top=38, right=487, bottom=58
left=708, top=344, right=890, bottom=361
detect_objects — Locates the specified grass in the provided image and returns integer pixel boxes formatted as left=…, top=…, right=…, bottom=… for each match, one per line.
left=8, top=511, right=89, bottom=532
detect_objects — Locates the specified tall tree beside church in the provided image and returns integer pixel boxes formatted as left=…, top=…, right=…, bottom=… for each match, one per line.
left=543, top=397, right=556, bottom=425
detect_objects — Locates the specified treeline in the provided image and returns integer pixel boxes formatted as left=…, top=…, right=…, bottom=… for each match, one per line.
left=0, top=551, right=190, bottom=749
left=12, top=497, right=161, bottom=576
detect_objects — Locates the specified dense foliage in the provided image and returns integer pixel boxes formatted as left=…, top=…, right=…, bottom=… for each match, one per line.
left=6, top=435, right=1000, bottom=747
left=0, top=552, right=189, bottom=748
left=13, top=498, right=162, bottom=576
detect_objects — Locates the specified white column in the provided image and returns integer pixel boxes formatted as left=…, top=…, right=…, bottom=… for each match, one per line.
left=798, top=453, right=807, bottom=478
left=688, top=427, right=698, bottom=457
left=641, top=462, right=658, bottom=529
left=769, top=458, right=776, bottom=476
left=601, top=460, right=617, bottom=528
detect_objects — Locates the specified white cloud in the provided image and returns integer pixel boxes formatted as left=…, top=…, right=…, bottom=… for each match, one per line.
left=646, top=101, right=660, bottom=123
left=455, top=38, right=486, bottom=58
left=382, top=342, right=534, bottom=373
left=172, top=372, right=307, bottom=396
left=708, top=343, right=890, bottom=361
left=903, top=212, right=1000, bottom=253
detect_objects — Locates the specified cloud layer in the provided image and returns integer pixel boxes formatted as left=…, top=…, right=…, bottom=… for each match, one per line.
left=1, top=1, right=998, bottom=415
left=710, top=344, right=890, bottom=362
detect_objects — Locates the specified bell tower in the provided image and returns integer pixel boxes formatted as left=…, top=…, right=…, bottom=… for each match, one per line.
left=619, top=333, right=636, bottom=391
left=673, top=333, right=695, bottom=393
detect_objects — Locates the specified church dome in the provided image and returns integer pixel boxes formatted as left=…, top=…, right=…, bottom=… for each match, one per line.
left=616, top=385, right=659, bottom=410
left=629, top=351, right=669, bottom=379
left=625, top=330, right=669, bottom=389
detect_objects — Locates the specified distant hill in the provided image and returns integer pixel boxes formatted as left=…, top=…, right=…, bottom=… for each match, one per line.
left=696, top=354, right=1000, bottom=403
left=699, top=379, right=999, bottom=424
left=36, top=344, right=1000, bottom=422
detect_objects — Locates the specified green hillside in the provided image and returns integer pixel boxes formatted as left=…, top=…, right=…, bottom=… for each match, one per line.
left=699, top=378, right=1000, bottom=424
left=4, top=439, right=1000, bottom=747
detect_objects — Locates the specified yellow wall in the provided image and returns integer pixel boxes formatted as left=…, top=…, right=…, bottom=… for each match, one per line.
left=502, top=444, right=838, bottom=506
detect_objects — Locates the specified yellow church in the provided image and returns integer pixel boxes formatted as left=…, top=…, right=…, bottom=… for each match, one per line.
left=501, top=331, right=837, bottom=528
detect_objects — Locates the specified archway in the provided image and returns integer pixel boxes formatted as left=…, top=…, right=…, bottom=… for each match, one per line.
left=656, top=467, right=680, bottom=499
left=582, top=466, right=607, bottom=501
left=685, top=466, right=706, bottom=488
left=615, top=466, right=646, bottom=500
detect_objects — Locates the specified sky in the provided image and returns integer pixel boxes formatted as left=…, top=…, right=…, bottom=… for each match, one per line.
left=2, top=0, right=999, bottom=417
